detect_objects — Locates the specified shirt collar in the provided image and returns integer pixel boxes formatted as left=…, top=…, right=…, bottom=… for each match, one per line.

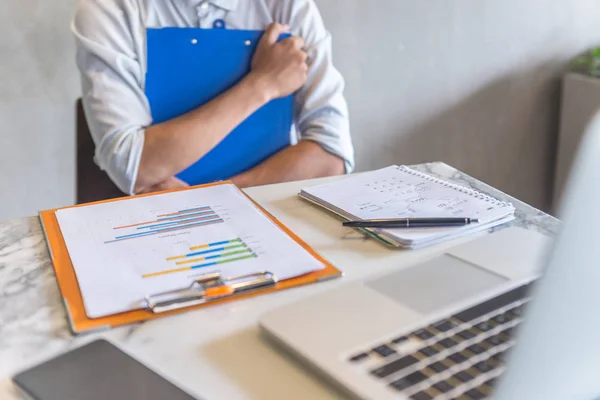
left=205, top=0, right=239, bottom=11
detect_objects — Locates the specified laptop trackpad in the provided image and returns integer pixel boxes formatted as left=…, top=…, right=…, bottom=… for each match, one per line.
left=366, top=255, right=508, bottom=315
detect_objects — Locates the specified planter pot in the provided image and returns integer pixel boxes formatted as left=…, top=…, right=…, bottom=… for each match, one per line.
left=553, top=72, right=600, bottom=212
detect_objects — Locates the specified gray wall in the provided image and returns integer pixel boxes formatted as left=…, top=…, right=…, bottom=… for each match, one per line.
left=321, top=0, right=600, bottom=211
left=2, top=0, right=600, bottom=218
left=1, top=0, right=78, bottom=219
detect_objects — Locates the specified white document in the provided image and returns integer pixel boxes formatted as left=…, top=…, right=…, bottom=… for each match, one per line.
left=301, top=166, right=516, bottom=248
left=56, top=184, right=325, bottom=318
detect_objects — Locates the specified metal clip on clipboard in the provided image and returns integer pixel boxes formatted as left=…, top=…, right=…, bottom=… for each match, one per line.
left=145, top=271, right=278, bottom=314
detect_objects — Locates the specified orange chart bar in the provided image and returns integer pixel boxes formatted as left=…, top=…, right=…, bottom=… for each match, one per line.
left=166, top=239, right=243, bottom=261
left=105, top=218, right=224, bottom=243
left=143, top=253, right=257, bottom=279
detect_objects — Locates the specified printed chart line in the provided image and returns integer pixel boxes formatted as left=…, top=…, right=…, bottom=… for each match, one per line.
left=157, top=206, right=211, bottom=218
left=175, top=248, right=251, bottom=265
left=156, top=210, right=215, bottom=222
left=137, top=214, right=218, bottom=230
left=167, top=240, right=244, bottom=261
left=190, top=238, right=242, bottom=251
left=105, top=206, right=224, bottom=244
left=105, top=218, right=223, bottom=244
left=114, top=210, right=215, bottom=230
left=142, top=238, right=256, bottom=278
left=142, top=253, right=257, bottom=278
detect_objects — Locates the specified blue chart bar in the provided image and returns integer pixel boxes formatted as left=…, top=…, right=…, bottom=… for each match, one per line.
left=144, top=238, right=255, bottom=278
left=186, top=246, right=228, bottom=257
left=106, top=205, right=224, bottom=243
left=115, top=218, right=222, bottom=239
left=166, top=239, right=243, bottom=261
left=205, top=240, right=231, bottom=247
left=178, top=207, right=211, bottom=214
left=157, top=206, right=211, bottom=218
left=138, top=214, right=218, bottom=230
left=156, top=210, right=215, bottom=221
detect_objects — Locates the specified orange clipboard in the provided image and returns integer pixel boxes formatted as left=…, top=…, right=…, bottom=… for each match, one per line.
left=39, top=181, right=342, bottom=335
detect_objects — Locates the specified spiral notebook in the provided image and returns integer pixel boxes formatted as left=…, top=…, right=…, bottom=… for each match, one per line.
left=299, top=165, right=516, bottom=249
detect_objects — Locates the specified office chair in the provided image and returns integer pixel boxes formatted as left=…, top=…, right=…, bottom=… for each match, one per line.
left=76, top=99, right=125, bottom=204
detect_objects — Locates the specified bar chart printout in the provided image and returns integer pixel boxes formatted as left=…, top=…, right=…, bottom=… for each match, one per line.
left=54, top=184, right=326, bottom=319
left=107, top=206, right=224, bottom=243
left=143, top=238, right=257, bottom=278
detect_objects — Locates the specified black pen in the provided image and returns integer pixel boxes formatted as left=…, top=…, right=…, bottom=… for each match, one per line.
left=342, top=217, right=481, bottom=228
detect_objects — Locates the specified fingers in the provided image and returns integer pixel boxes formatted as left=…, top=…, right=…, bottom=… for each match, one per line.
left=280, top=36, right=307, bottom=66
left=170, top=177, right=189, bottom=188
left=148, top=176, right=189, bottom=193
left=299, top=50, right=308, bottom=64
left=259, top=22, right=289, bottom=48
left=282, top=35, right=305, bottom=50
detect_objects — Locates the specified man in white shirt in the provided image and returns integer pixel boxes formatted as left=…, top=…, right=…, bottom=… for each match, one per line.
left=73, top=0, right=354, bottom=195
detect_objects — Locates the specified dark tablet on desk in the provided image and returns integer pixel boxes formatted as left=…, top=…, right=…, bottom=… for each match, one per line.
left=12, top=339, right=197, bottom=400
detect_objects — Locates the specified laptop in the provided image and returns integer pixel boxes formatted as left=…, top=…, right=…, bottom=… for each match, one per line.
left=260, top=117, right=600, bottom=399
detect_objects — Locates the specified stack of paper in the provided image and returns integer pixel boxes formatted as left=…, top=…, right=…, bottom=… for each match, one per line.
left=300, top=166, right=515, bottom=249
left=56, top=184, right=325, bottom=318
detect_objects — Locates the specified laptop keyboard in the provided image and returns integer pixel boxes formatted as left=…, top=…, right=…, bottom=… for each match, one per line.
left=347, top=283, right=532, bottom=399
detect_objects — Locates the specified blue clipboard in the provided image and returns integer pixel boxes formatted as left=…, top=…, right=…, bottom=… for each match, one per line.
left=145, top=23, right=293, bottom=185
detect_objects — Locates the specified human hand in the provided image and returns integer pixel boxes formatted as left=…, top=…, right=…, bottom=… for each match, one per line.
left=141, top=176, right=189, bottom=194
left=248, top=23, right=308, bottom=101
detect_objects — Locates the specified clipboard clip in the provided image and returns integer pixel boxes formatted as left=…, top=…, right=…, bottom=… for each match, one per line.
left=145, top=271, right=277, bottom=314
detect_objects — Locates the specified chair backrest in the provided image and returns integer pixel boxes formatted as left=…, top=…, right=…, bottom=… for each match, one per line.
left=76, top=99, right=125, bottom=204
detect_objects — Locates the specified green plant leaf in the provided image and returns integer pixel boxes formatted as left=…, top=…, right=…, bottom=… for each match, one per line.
left=570, top=46, right=600, bottom=77
left=572, top=56, right=588, bottom=67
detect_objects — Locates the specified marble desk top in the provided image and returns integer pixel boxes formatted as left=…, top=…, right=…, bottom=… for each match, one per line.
left=0, top=163, right=559, bottom=399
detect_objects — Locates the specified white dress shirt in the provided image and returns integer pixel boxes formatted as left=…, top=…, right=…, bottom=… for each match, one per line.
left=72, top=0, right=354, bottom=194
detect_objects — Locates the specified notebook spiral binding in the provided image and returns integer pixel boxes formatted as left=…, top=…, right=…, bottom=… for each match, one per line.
left=398, top=166, right=513, bottom=208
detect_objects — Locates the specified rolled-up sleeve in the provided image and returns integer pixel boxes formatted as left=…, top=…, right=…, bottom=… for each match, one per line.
left=287, top=0, right=355, bottom=172
left=72, top=0, right=149, bottom=195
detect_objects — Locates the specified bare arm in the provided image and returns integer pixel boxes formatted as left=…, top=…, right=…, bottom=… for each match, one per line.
left=136, top=75, right=269, bottom=192
left=135, top=23, right=308, bottom=193
left=231, top=141, right=345, bottom=188
left=230, top=1, right=354, bottom=189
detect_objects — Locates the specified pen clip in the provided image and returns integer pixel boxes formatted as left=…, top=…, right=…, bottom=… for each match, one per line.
left=145, top=271, right=277, bottom=314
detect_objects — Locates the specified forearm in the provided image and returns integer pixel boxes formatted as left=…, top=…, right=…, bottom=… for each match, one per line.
left=231, top=141, right=345, bottom=188
left=135, top=74, right=270, bottom=192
